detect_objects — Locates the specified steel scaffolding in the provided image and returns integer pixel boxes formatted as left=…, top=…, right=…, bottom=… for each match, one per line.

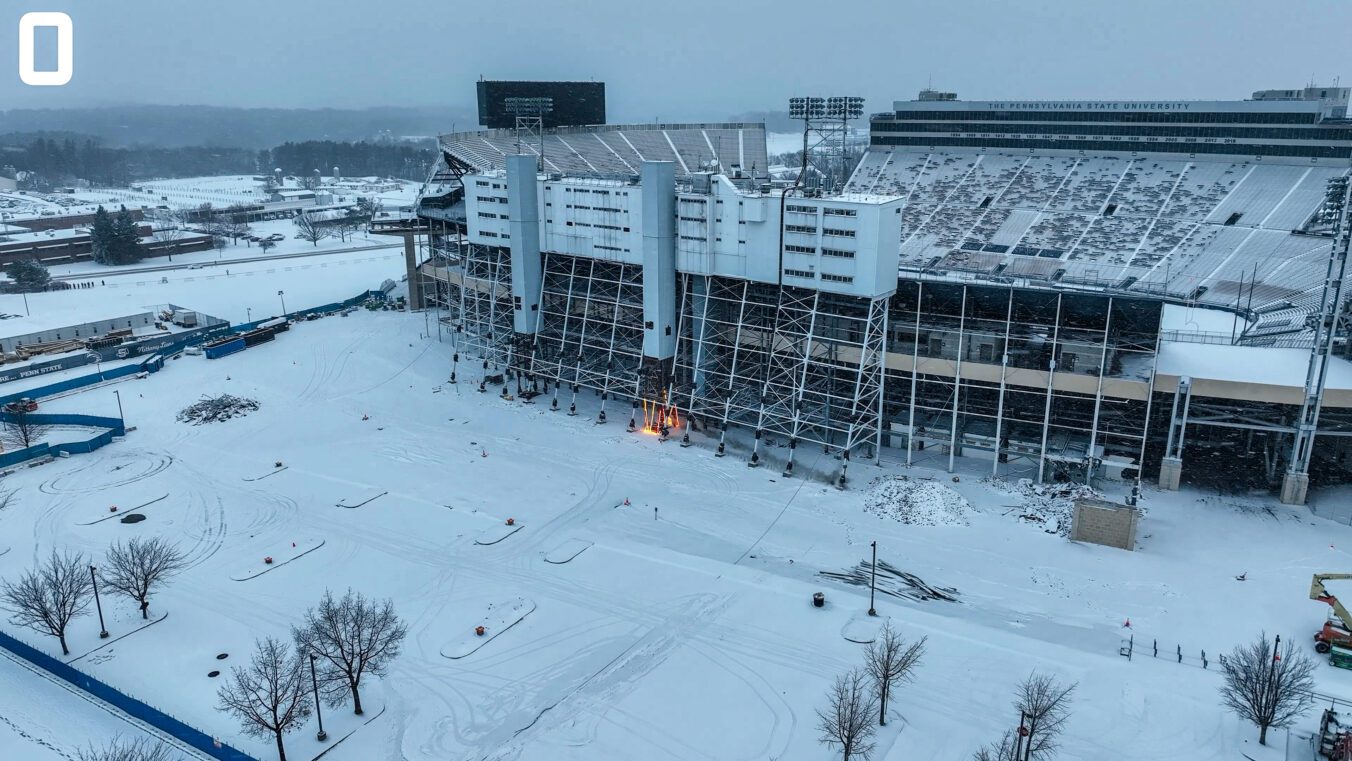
left=673, top=275, right=890, bottom=475
left=421, top=235, right=514, bottom=379
left=529, top=253, right=647, bottom=417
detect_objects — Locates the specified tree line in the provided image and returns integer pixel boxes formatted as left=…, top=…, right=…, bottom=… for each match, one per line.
left=261, top=141, right=435, bottom=183
left=4, top=134, right=435, bottom=190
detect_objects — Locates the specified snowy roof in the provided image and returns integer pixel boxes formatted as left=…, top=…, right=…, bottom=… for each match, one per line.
left=1156, top=341, right=1352, bottom=389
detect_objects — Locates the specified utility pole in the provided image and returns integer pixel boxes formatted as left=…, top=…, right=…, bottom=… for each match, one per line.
left=1014, top=711, right=1030, bottom=761
left=90, top=566, right=109, bottom=638
left=278, top=289, right=287, bottom=316
left=1267, top=633, right=1281, bottom=687
left=868, top=541, right=878, bottom=616
left=113, top=389, right=124, bottom=425
left=309, top=652, right=327, bottom=741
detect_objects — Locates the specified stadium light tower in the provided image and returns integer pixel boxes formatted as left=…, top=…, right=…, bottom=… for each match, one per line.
left=504, top=96, right=554, bottom=168
left=789, top=95, right=864, bottom=191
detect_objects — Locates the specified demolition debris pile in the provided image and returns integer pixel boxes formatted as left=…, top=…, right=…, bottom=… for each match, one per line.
left=819, top=558, right=960, bottom=603
left=988, top=478, right=1102, bottom=536
left=862, top=475, right=971, bottom=527
left=176, top=394, right=260, bottom=425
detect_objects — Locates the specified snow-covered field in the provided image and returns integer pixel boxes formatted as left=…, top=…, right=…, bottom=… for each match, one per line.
left=66, top=175, right=419, bottom=218
left=2, top=306, right=1352, bottom=760
left=12, top=237, right=403, bottom=328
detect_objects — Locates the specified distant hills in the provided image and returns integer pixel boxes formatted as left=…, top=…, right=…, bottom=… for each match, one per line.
left=0, top=104, right=797, bottom=151
left=0, top=105, right=478, bottom=149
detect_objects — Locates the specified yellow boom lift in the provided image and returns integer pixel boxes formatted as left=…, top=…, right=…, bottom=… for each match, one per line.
left=1312, top=574, right=1352, bottom=667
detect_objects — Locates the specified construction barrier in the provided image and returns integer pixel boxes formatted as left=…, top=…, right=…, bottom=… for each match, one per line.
left=0, top=628, right=257, bottom=761
left=0, top=413, right=127, bottom=469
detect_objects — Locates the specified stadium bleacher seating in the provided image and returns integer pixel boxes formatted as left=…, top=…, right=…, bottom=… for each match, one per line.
left=841, top=148, right=1348, bottom=311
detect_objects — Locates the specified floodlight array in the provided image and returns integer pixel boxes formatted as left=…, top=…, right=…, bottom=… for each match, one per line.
left=788, top=96, right=826, bottom=119
left=504, top=96, right=555, bottom=116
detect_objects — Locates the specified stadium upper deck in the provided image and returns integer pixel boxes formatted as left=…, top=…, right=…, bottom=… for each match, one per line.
left=848, top=93, right=1352, bottom=324
left=438, top=122, right=770, bottom=181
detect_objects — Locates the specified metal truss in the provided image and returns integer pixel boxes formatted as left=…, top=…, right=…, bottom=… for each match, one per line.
left=673, top=275, right=889, bottom=478
left=530, top=253, right=646, bottom=419
left=421, top=235, right=513, bottom=379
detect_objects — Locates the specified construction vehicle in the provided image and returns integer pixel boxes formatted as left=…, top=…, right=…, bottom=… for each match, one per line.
left=2, top=398, right=37, bottom=414
left=1321, top=708, right=1352, bottom=759
left=1312, top=574, right=1352, bottom=658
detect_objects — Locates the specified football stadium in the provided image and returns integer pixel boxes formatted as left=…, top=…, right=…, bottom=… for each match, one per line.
left=395, top=85, right=1352, bottom=505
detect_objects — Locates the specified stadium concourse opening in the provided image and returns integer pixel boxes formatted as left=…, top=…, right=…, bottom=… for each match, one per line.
left=410, top=86, right=1352, bottom=504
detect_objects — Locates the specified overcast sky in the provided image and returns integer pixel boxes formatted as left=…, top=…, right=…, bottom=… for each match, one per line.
left=4, top=0, right=1351, bottom=119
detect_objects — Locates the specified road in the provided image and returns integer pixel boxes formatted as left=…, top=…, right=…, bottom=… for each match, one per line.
left=50, top=242, right=400, bottom=281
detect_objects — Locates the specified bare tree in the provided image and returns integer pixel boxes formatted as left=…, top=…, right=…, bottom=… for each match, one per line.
left=293, top=212, right=329, bottom=247
left=150, top=209, right=186, bottom=259
left=331, top=217, right=361, bottom=243
left=217, top=637, right=312, bottom=761
left=817, top=668, right=879, bottom=761
left=865, top=623, right=925, bottom=726
left=972, top=730, right=1020, bottom=761
left=2, top=408, right=50, bottom=450
left=222, top=204, right=253, bottom=243
left=1015, top=672, right=1076, bottom=761
left=293, top=589, right=407, bottom=715
left=1, top=549, right=93, bottom=655
left=354, top=197, right=378, bottom=221
left=76, top=736, right=180, bottom=761
left=101, top=537, right=188, bottom=619
left=1220, top=633, right=1315, bottom=745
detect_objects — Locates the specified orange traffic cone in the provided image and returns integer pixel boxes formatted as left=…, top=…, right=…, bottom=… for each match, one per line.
left=623, top=498, right=631, bottom=506
left=1123, top=618, right=1131, bottom=628
left=481, top=449, right=488, bottom=458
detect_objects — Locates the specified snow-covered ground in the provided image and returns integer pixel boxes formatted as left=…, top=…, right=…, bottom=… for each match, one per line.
left=10, top=238, right=403, bottom=327
left=2, top=306, right=1351, bottom=760
left=0, top=652, right=177, bottom=760
left=65, top=175, right=419, bottom=218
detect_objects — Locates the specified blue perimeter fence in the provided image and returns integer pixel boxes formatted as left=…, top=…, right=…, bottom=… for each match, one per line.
left=0, top=413, right=127, bottom=469
left=0, top=290, right=386, bottom=407
left=0, top=628, right=257, bottom=760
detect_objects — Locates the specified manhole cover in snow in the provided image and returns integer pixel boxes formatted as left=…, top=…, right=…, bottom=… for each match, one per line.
left=207, top=670, right=220, bottom=678
left=119, top=514, right=146, bottom=524
left=216, top=653, right=228, bottom=660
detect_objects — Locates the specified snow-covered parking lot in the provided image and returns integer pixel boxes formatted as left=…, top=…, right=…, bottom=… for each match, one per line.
left=3, top=309, right=1352, bottom=760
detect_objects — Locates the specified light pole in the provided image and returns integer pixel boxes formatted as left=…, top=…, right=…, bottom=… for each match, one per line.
left=90, top=566, right=109, bottom=638
left=113, top=389, right=124, bottom=425
left=278, top=290, right=287, bottom=316
left=868, top=541, right=878, bottom=616
left=309, top=653, right=327, bottom=741
left=246, top=307, right=252, bottom=323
